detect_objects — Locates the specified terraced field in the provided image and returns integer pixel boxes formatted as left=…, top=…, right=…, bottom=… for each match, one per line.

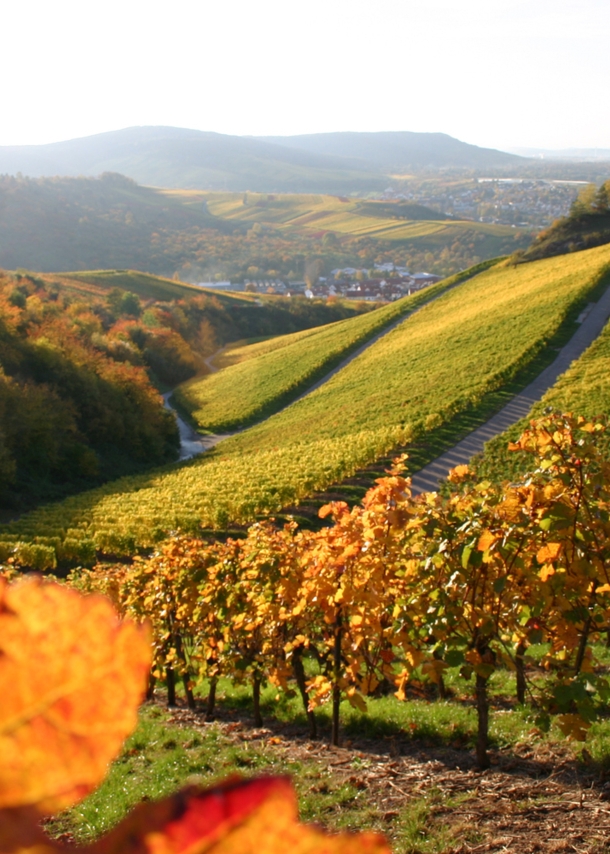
left=4, top=245, right=610, bottom=568
left=164, top=189, right=519, bottom=247
left=173, top=272, right=467, bottom=432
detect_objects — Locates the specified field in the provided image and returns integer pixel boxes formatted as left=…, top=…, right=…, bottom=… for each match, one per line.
left=166, top=190, right=522, bottom=256
left=174, top=275, right=460, bottom=432
left=60, top=269, right=254, bottom=303
left=3, top=245, right=610, bottom=567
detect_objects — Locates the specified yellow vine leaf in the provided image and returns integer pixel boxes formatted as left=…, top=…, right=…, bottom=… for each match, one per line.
left=447, top=464, right=470, bottom=482
left=556, top=714, right=591, bottom=742
left=539, top=564, right=556, bottom=582
left=0, top=577, right=151, bottom=814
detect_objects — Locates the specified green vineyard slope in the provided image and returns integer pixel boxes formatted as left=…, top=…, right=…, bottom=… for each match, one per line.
left=3, top=247, right=610, bottom=568
left=173, top=272, right=470, bottom=432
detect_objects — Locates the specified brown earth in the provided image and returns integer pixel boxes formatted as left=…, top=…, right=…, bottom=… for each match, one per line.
left=166, top=706, right=610, bottom=854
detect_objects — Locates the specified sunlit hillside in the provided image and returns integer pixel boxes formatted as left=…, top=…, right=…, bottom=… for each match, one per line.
left=3, top=245, right=609, bottom=568
left=165, top=190, right=524, bottom=258
left=0, top=174, right=530, bottom=279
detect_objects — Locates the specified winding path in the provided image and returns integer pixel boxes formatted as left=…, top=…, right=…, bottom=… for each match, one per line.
left=409, top=287, right=610, bottom=494
left=166, top=279, right=471, bottom=458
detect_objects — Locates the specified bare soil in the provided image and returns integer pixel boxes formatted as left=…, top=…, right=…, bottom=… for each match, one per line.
left=166, top=706, right=610, bottom=854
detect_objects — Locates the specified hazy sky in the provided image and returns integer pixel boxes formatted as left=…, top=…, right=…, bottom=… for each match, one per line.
left=3, top=0, right=608, bottom=151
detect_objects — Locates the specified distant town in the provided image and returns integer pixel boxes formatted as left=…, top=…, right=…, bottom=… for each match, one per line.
left=380, top=178, right=584, bottom=229
left=197, top=263, right=441, bottom=302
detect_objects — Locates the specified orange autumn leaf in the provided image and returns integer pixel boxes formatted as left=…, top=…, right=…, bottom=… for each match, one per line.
left=0, top=778, right=390, bottom=854
left=447, top=464, right=470, bottom=482
left=477, top=530, right=497, bottom=553
left=536, top=542, right=563, bottom=565
left=0, top=577, right=151, bottom=814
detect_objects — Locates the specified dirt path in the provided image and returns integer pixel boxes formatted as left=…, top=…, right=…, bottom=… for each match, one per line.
left=167, top=705, right=610, bottom=854
left=202, top=345, right=227, bottom=375
left=410, top=287, right=610, bottom=494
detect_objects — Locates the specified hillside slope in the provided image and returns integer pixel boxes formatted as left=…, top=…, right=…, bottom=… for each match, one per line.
left=174, top=273, right=465, bottom=432
left=3, top=246, right=610, bottom=567
left=519, top=180, right=610, bottom=263
left=0, top=172, right=230, bottom=273
left=0, top=268, right=370, bottom=511
left=0, top=177, right=529, bottom=279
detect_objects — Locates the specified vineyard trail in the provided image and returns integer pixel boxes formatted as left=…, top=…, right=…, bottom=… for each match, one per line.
left=162, top=393, right=232, bottom=459
left=170, top=271, right=478, bottom=455
left=410, top=287, right=610, bottom=493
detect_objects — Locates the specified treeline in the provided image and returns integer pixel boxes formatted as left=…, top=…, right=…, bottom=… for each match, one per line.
left=0, top=272, right=179, bottom=510
left=519, top=179, right=610, bottom=262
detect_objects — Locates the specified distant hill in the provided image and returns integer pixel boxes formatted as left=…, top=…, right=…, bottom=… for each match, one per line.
left=353, top=201, right=454, bottom=221
left=0, top=126, right=524, bottom=193
left=0, top=172, right=230, bottom=272
left=0, top=126, right=384, bottom=194
left=258, top=131, right=522, bottom=172
left=509, top=146, right=610, bottom=162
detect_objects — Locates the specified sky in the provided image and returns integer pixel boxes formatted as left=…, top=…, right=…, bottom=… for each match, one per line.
left=2, top=0, right=608, bottom=151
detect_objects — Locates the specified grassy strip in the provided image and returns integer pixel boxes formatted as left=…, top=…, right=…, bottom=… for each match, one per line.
left=61, top=269, right=251, bottom=303
left=173, top=264, right=492, bottom=433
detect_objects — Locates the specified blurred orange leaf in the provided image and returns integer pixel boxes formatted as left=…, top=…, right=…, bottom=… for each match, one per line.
left=1, top=777, right=391, bottom=854
left=447, top=464, right=470, bottom=482
left=88, top=776, right=389, bottom=854
left=0, top=577, right=151, bottom=814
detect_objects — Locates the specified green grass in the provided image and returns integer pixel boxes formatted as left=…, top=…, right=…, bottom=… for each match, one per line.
left=173, top=278, right=459, bottom=432
left=3, top=249, right=610, bottom=567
